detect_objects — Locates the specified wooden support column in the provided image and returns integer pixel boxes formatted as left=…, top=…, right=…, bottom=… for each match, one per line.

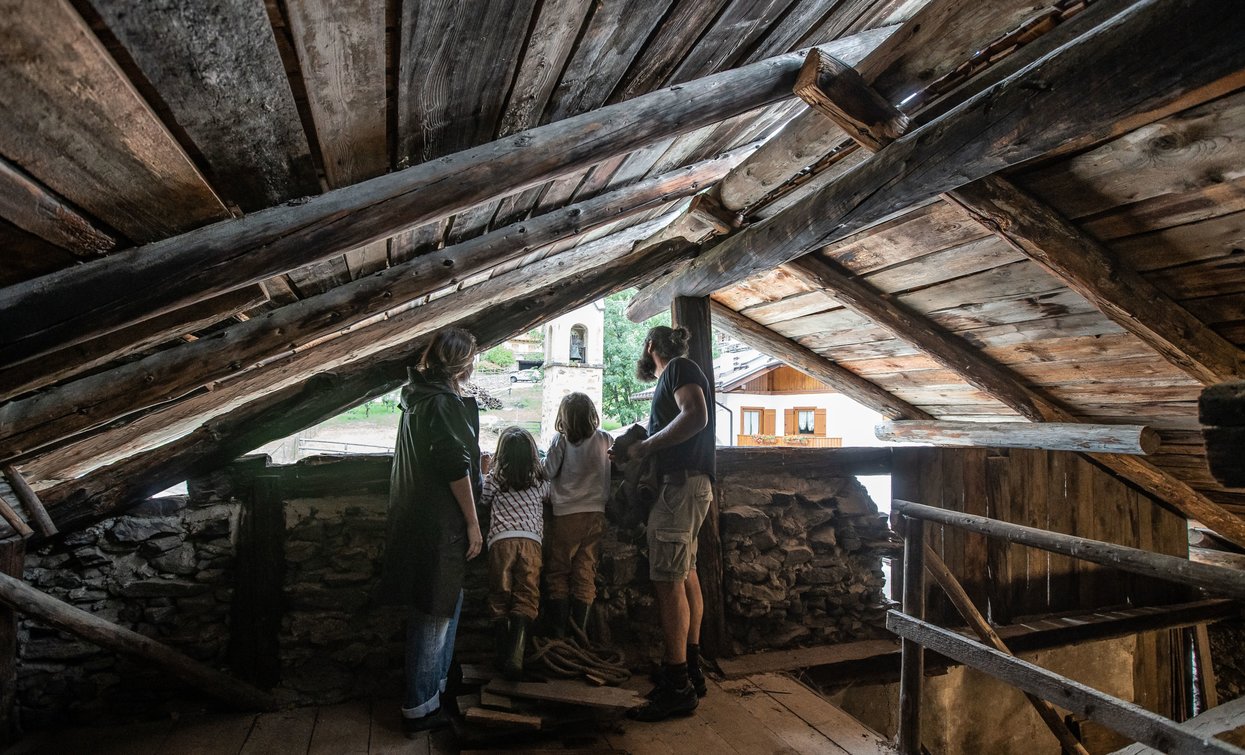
left=0, top=570, right=274, bottom=711
left=924, top=544, right=1090, bottom=755
left=0, top=539, right=23, bottom=748
left=709, top=300, right=930, bottom=420
left=898, top=515, right=924, bottom=755
left=876, top=421, right=1159, bottom=455
left=1193, top=625, right=1219, bottom=713
left=228, top=475, right=286, bottom=688
left=672, top=296, right=727, bottom=659
left=1, top=466, right=55, bottom=538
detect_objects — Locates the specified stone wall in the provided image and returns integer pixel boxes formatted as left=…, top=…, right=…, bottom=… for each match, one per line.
left=13, top=449, right=890, bottom=724
left=16, top=496, right=236, bottom=725
left=1209, top=614, right=1245, bottom=704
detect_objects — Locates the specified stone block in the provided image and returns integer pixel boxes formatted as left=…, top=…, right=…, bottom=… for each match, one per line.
left=783, top=545, right=814, bottom=566
left=720, top=506, right=772, bottom=537
left=108, top=518, right=182, bottom=543
left=117, top=579, right=209, bottom=599
left=139, top=536, right=184, bottom=557
left=729, top=559, right=769, bottom=584
left=128, top=496, right=191, bottom=517
left=809, top=525, right=837, bottom=549
left=151, top=545, right=198, bottom=576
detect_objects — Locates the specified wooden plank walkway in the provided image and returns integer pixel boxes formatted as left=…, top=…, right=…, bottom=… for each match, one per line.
left=6, top=674, right=893, bottom=754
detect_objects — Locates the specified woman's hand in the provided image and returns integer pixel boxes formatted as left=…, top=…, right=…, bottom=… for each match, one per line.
left=466, top=522, right=483, bottom=560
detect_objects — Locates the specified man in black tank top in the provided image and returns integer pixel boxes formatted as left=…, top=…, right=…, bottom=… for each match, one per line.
left=615, top=325, right=715, bottom=721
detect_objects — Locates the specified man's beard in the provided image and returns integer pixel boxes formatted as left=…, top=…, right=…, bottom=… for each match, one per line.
left=635, top=352, right=657, bottom=382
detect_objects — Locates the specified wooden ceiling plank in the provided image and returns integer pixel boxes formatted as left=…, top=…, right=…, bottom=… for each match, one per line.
left=0, top=155, right=742, bottom=462
left=666, top=0, right=802, bottom=86
left=23, top=218, right=693, bottom=485
left=0, top=155, right=115, bottom=256
left=0, top=285, right=267, bottom=403
left=87, top=0, right=320, bottom=212
left=543, top=0, right=675, bottom=124
left=1, top=41, right=829, bottom=366
left=609, top=0, right=733, bottom=104
left=284, top=0, right=387, bottom=189
left=397, top=0, right=537, bottom=164
left=711, top=299, right=931, bottom=419
left=0, top=0, right=228, bottom=242
left=498, top=0, right=594, bottom=137
left=629, top=0, right=1245, bottom=320
left=0, top=220, right=80, bottom=288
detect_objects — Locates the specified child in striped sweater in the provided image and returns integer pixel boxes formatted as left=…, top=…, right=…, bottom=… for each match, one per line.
left=480, top=426, right=548, bottom=679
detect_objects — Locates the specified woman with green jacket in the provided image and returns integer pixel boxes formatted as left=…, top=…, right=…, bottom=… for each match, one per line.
left=379, top=327, right=485, bottom=736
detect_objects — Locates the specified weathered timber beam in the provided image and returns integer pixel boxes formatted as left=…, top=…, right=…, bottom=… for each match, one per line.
left=780, top=44, right=1245, bottom=548
left=947, top=175, right=1245, bottom=385
left=37, top=220, right=691, bottom=528
left=1, top=465, right=54, bottom=537
left=0, top=28, right=896, bottom=367
left=1109, top=695, right=1245, bottom=755
left=923, top=544, right=1090, bottom=755
left=897, top=516, right=924, bottom=755
left=801, top=49, right=1243, bottom=387
left=0, top=155, right=741, bottom=459
left=626, top=0, right=1245, bottom=320
left=894, top=500, right=1245, bottom=602
left=0, top=495, right=31, bottom=540
left=709, top=300, right=929, bottom=420
left=0, top=285, right=268, bottom=402
left=876, top=420, right=1160, bottom=455
left=788, top=254, right=1064, bottom=422
left=0, top=570, right=275, bottom=711
left=886, top=611, right=1245, bottom=755
left=0, top=155, right=115, bottom=256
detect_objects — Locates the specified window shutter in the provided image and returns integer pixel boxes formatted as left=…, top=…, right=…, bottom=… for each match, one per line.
left=783, top=408, right=795, bottom=436
left=814, top=408, right=827, bottom=436
left=762, top=409, right=776, bottom=435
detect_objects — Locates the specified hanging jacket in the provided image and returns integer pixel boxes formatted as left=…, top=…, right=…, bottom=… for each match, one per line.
left=378, top=368, right=482, bottom=616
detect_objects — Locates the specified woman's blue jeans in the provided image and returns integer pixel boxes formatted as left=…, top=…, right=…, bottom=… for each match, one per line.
left=402, top=590, right=463, bottom=718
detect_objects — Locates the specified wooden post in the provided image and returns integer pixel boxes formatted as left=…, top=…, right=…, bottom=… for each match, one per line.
left=228, top=475, right=286, bottom=688
left=672, top=296, right=727, bottom=659
left=876, top=421, right=1159, bottom=456
left=0, top=496, right=31, bottom=541
left=1, top=466, right=56, bottom=538
left=898, top=515, right=924, bottom=755
left=0, top=539, right=23, bottom=747
left=924, top=544, right=1090, bottom=755
left=1193, top=624, right=1219, bottom=712
left=0, top=570, right=274, bottom=711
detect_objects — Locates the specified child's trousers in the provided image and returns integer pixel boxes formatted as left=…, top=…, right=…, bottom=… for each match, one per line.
left=545, top=511, right=605, bottom=603
left=487, top=537, right=542, bottom=620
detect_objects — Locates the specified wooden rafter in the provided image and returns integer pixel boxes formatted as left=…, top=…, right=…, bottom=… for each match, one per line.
left=35, top=223, right=696, bottom=527
left=0, top=29, right=895, bottom=367
left=626, top=0, right=1245, bottom=320
left=14, top=218, right=684, bottom=476
left=0, top=155, right=741, bottom=460
left=710, top=300, right=930, bottom=420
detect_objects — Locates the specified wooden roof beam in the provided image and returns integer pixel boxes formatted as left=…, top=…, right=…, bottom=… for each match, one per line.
left=35, top=224, right=693, bottom=529
left=626, top=0, right=1245, bottom=320
left=0, top=154, right=740, bottom=461
left=0, top=28, right=895, bottom=367
left=0, top=155, right=115, bottom=256
left=709, top=300, right=931, bottom=421
left=20, top=218, right=695, bottom=482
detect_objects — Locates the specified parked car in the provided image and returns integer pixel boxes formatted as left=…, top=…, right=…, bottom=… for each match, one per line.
left=510, top=368, right=541, bottom=383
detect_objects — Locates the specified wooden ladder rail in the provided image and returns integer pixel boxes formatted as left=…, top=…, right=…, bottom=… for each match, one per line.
left=891, top=500, right=1245, bottom=755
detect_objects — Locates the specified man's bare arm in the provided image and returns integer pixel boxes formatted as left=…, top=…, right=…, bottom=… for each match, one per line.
left=639, top=383, right=708, bottom=456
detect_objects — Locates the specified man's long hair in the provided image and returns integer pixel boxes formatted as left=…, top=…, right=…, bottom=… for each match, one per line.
left=636, top=325, right=690, bottom=381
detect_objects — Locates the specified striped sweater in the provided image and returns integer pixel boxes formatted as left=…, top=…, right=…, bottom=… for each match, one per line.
left=481, top=475, right=549, bottom=546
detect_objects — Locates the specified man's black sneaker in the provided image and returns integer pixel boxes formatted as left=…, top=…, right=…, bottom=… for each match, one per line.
left=648, top=664, right=708, bottom=698
left=402, top=707, right=449, bottom=738
left=628, top=682, right=698, bottom=722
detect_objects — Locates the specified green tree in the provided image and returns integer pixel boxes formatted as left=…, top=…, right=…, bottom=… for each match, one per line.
left=602, top=290, right=669, bottom=424
left=482, top=345, right=515, bottom=369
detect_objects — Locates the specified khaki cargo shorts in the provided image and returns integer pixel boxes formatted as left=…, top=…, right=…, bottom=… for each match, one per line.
left=646, top=473, right=713, bottom=582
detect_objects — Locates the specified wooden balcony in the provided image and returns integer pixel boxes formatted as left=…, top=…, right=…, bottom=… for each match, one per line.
left=735, top=434, right=843, bottom=448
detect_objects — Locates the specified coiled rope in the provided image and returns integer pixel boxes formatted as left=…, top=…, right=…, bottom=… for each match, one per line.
left=527, top=624, right=631, bottom=686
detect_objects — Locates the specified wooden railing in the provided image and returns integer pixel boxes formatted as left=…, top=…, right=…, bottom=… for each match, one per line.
left=736, top=434, right=843, bottom=448
left=889, top=499, right=1245, bottom=755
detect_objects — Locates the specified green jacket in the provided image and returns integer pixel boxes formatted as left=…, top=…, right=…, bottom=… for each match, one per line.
left=379, top=368, right=481, bottom=616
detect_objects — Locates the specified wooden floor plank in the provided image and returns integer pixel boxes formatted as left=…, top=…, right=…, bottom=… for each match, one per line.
left=156, top=712, right=258, bottom=755
left=8, top=719, right=175, bottom=755
left=368, top=699, right=429, bottom=755
left=686, top=678, right=801, bottom=754
left=240, top=708, right=318, bottom=755
left=732, top=680, right=852, bottom=755
left=310, top=700, right=372, bottom=755
left=751, top=673, right=895, bottom=755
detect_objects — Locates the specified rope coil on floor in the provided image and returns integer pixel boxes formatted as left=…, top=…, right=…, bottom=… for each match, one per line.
left=527, top=624, right=631, bottom=686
